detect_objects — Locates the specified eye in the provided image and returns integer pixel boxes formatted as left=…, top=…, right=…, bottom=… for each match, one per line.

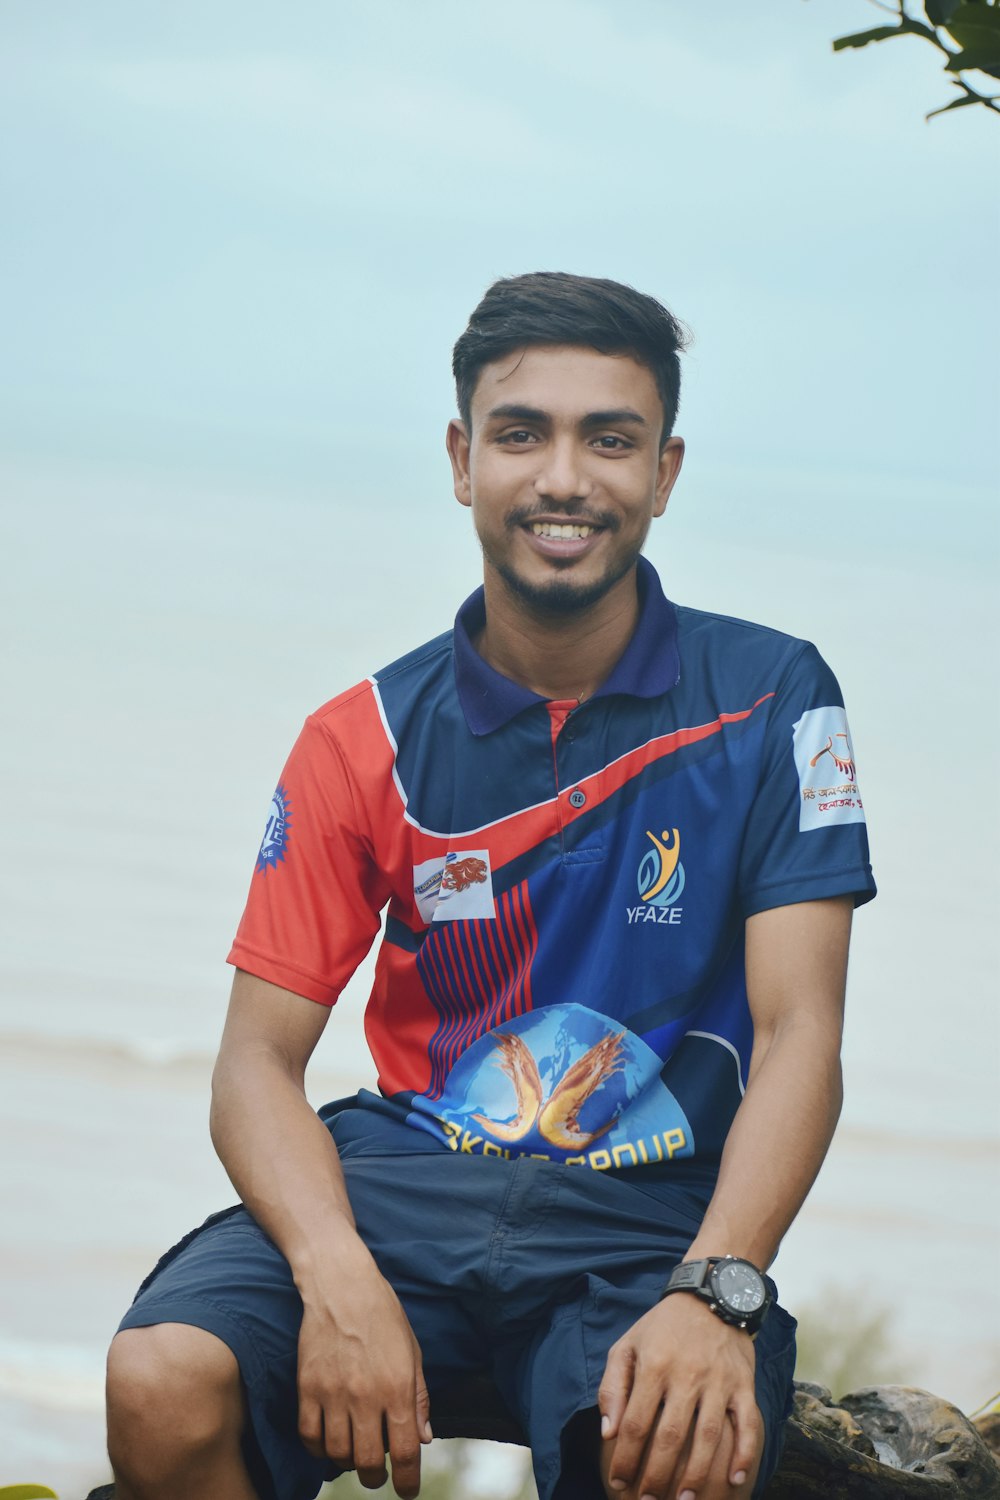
left=592, top=434, right=632, bottom=451
left=496, top=429, right=539, bottom=445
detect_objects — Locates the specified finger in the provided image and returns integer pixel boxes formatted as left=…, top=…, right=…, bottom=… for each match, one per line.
left=350, top=1409, right=389, bottom=1491
left=598, top=1337, right=636, bottom=1442
left=626, top=1392, right=695, bottom=1499
left=727, top=1390, right=763, bottom=1488
left=415, top=1359, right=433, bottom=1443
left=386, top=1405, right=424, bottom=1500
left=297, top=1393, right=326, bottom=1460
left=607, top=1384, right=677, bottom=1493
left=673, top=1413, right=730, bottom=1500
left=321, top=1405, right=354, bottom=1472
left=667, top=1397, right=727, bottom=1500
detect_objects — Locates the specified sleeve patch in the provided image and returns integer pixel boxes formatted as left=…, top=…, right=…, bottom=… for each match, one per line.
left=256, top=783, right=292, bottom=873
left=792, top=707, right=866, bottom=833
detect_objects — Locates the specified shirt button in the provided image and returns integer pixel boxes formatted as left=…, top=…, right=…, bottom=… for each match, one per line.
left=568, top=789, right=586, bottom=809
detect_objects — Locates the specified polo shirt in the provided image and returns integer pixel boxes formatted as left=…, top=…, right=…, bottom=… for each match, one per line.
left=228, top=557, right=875, bottom=1174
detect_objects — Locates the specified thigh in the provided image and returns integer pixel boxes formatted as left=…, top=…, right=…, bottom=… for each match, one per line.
left=490, top=1169, right=796, bottom=1500
left=505, top=1282, right=795, bottom=1500
left=119, top=1207, right=319, bottom=1500
left=117, top=1198, right=487, bottom=1500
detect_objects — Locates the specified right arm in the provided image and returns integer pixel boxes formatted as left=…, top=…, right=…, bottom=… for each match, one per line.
left=210, top=968, right=432, bottom=1498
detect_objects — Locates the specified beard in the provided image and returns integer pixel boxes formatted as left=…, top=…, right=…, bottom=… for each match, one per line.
left=489, top=550, right=641, bottom=615
left=479, top=504, right=647, bottom=617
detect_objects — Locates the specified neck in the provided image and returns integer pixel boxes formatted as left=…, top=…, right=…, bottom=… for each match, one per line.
left=476, top=567, right=641, bottom=701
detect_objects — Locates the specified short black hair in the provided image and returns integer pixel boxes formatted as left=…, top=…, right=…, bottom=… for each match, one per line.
left=452, top=271, right=690, bottom=447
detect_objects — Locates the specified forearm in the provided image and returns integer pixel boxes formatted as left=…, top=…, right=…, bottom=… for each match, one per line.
left=687, top=1016, right=842, bottom=1270
left=683, top=896, right=852, bottom=1271
left=599, top=1018, right=842, bottom=1500
left=209, top=975, right=431, bottom=1492
left=210, top=1046, right=375, bottom=1293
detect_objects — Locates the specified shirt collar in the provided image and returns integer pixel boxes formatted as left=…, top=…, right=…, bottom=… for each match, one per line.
left=453, top=556, right=680, bottom=736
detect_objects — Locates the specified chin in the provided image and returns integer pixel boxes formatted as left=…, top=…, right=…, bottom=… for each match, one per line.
left=496, top=560, right=632, bottom=616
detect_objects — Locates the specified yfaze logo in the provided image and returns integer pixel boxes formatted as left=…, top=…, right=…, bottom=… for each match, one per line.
left=626, top=827, right=685, bottom=926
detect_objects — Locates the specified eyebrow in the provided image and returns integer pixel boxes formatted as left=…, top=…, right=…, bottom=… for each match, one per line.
left=582, top=408, right=648, bottom=430
left=485, top=403, right=649, bottom=429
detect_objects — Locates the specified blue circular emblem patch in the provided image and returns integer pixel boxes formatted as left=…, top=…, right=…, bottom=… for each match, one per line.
left=256, top=783, right=291, bottom=874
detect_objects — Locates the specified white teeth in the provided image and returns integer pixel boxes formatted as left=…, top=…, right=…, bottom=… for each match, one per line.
left=530, top=522, right=594, bottom=539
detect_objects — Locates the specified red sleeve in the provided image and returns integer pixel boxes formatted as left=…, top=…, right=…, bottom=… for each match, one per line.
left=227, top=712, right=391, bottom=1005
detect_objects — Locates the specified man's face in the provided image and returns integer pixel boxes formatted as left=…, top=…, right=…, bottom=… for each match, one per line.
left=447, top=345, right=683, bottom=615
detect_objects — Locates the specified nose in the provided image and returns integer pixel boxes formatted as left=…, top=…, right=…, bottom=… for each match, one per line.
left=533, top=436, right=592, bottom=504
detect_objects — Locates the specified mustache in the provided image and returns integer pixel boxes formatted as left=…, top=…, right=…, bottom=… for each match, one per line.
left=505, top=504, right=620, bottom=533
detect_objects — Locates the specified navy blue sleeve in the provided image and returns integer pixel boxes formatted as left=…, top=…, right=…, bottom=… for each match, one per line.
left=738, top=642, right=876, bottom=917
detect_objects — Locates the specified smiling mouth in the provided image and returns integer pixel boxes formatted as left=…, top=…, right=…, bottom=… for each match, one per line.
left=529, top=521, right=600, bottom=540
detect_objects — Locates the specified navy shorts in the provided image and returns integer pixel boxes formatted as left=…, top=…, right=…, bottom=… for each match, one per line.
left=118, top=1107, right=796, bottom=1500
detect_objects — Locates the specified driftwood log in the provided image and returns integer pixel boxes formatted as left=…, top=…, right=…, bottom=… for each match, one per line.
left=765, top=1383, right=1000, bottom=1497
left=84, top=1378, right=1000, bottom=1498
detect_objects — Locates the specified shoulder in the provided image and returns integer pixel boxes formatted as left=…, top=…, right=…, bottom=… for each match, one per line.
left=669, top=605, right=847, bottom=737
left=674, top=603, right=824, bottom=683
left=304, top=628, right=456, bottom=744
left=675, top=602, right=808, bottom=655
left=372, top=629, right=455, bottom=693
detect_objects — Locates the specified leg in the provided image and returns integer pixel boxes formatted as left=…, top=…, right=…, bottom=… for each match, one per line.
left=488, top=1164, right=795, bottom=1500
left=107, top=1323, right=258, bottom=1500
left=113, top=1207, right=336, bottom=1500
left=111, top=1179, right=489, bottom=1500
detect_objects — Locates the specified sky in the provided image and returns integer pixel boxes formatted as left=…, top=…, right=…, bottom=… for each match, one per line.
left=2, top=0, right=996, bottom=499
left=1, top=0, right=999, bottom=1463
left=4, top=0, right=996, bottom=1095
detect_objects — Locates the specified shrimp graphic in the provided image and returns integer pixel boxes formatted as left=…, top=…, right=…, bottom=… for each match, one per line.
left=471, top=1032, right=544, bottom=1141
left=537, top=1031, right=627, bottom=1150
left=809, top=733, right=855, bottom=780
left=470, top=1027, right=627, bottom=1150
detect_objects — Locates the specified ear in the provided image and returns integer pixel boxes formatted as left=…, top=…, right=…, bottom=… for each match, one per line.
left=446, top=419, right=472, bottom=508
left=653, top=436, right=685, bottom=518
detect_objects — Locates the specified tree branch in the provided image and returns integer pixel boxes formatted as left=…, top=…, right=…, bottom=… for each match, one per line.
left=950, top=75, right=1000, bottom=112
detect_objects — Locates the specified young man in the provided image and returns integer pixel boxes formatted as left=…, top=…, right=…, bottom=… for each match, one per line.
left=106, top=273, right=875, bottom=1500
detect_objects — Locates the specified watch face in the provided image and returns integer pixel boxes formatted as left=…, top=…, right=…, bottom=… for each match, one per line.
left=711, top=1259, right=766, bottom=1314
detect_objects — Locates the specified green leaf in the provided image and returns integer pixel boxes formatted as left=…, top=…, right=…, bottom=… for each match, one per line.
left=945, top=4, right=1000, bottom=50
left=832, top=25, right=904, bottom=51
left=0, top=1488, right=60, bottom=1499
left=925, top=0, right=965, bottom=24
left=926, top=90, right=994, bottom=114
left=944, top=43, right=1000, bottom=70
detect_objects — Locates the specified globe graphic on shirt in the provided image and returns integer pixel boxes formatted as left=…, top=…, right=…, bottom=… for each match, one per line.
left=421, top=1003, right=694, bottom=1165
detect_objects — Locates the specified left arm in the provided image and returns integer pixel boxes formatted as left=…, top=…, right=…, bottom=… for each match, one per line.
left=599, top=895, right=853, bottom=1500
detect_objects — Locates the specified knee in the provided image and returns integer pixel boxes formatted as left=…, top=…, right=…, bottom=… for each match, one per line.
left=106, top=1323, right=242, bottom=1476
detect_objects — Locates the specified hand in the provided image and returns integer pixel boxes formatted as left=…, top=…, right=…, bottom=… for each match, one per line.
left=296, top=1249, right=432, bottom=1498
left=598, top=1293, right=762, bottom=1500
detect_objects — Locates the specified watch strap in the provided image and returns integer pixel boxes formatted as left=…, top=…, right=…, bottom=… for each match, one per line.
left=661, top=1258, right=712, bottom=1295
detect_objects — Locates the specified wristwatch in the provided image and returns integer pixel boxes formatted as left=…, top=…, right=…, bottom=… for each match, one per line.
left=660, top=1255, right=771, bottom=1334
